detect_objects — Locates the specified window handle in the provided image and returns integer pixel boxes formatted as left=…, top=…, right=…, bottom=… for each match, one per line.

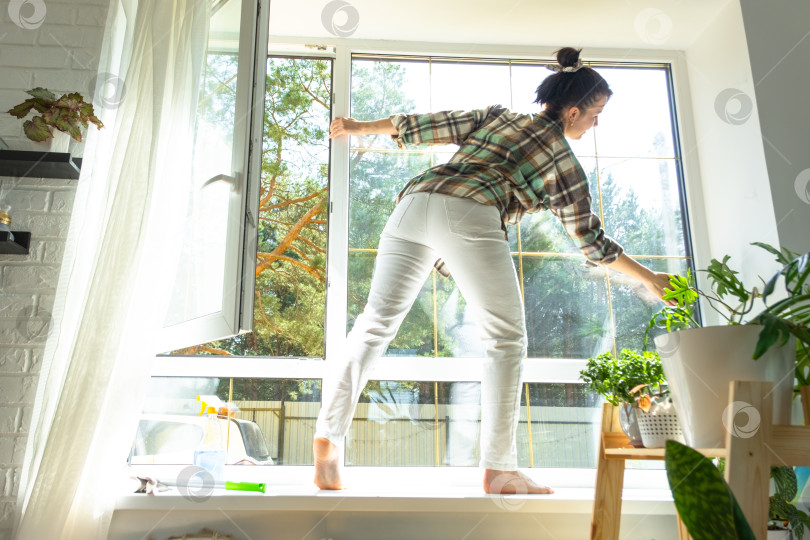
left=202, top=173, right=237, bottom=190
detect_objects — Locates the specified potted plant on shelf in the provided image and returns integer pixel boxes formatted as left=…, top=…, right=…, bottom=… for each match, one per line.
left=6, top=87, right=103, bottom=152
left=645, top=242, right=810, bottom=448
left=629, top=382, right=684, bottom=448
left=579, top=348, right=665, bottom=447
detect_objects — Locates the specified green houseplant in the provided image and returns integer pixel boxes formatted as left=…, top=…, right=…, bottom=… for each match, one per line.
left=769, top=465, right=810, bottom=538
left=646, top=242, right=810, bottom=363
left=665, top=440, right=756, bottom=540
left=645, top=242, right=810, bottom=448
left=579, top=349, right=665, bottom=447
left=7, top=87, right=103, bottom=143
left=666, top=440, right=810, bottom=540
left=580, top=349, right=665, bottom=406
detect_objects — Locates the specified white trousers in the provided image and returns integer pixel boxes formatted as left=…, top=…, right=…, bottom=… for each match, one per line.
left=314, top=192, right=527, bottom=470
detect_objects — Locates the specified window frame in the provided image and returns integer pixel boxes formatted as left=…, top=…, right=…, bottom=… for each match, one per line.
left=159, top=40, right=703, bottom=382
left=156, top=0, right=271, bottom=353
left=153, top=39, right=707, bottom=485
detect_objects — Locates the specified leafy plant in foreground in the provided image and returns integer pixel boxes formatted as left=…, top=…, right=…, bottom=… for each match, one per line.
left=665, top=440, right=756, bottom=540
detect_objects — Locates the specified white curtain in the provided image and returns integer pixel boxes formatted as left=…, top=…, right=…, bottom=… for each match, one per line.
left=14, top=1, right=209, bottom=538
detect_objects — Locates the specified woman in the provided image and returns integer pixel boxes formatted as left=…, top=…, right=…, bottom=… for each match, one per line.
left=314, top=47, right=674, bottom=494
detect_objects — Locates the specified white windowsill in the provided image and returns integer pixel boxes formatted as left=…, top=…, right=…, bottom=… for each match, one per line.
left=113, top=466, right=681, bottom=540
left=118, top=465, right=677, bottom=515
left=116, top=487, right=677, bottom=516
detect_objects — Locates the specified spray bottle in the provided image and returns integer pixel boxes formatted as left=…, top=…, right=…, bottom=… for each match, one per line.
left=194, top=395, right=227, bottom=482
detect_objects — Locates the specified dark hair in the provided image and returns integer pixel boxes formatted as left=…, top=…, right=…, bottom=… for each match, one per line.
left=534, top=47, right=612, bottom=120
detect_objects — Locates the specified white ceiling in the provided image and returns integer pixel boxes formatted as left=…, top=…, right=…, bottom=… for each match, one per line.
left=267, top=0, right=732, bottom=51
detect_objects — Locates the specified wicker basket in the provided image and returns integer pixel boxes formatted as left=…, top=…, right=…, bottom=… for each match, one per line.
left=637, top=401, right=685, bottom=448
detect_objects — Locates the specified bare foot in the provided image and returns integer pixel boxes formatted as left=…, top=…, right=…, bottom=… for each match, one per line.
left=313, top=437, right=344, bottom=490
left=483, top=469, right=554, bottom=494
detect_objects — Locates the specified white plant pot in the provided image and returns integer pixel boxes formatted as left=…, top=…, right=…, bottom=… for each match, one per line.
left=636, top=399, right=685, bottom=448
left=654, top=325, right=794, bottom=448
left=49, top=130, right=72, bottom=153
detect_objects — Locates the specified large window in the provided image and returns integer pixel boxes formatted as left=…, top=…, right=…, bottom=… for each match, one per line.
left=139, top=46, right=692, bottom=472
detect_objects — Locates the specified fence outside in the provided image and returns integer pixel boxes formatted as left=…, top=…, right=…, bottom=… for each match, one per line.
left=235, top=400, right=601, bottom=468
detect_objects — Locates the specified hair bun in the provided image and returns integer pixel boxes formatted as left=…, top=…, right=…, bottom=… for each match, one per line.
left=547, top=47, right=584, bottom=73
left=555, top=47, right=582, bottom=68
left=534, top=47, right=611, bottom=116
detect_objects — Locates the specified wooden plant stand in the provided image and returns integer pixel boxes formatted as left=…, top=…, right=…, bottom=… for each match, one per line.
left=590, top=402, right=725, bottom=540
left=591, top=381, right=810, bottom=540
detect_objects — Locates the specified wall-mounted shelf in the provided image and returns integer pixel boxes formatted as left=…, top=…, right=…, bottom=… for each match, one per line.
left=0, top=231, right=31, bottom=255
left=0, top=150, right=82, bottom=180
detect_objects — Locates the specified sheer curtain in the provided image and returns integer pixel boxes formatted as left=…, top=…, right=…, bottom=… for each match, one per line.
left=14, top=1, right=209, bottom=538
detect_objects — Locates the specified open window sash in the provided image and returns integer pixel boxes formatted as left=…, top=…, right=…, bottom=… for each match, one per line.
left=157, top=0, right=269, bottom=353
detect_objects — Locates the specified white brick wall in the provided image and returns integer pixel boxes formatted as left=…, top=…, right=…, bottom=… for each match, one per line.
left=0, top=1, right=108, bottom=537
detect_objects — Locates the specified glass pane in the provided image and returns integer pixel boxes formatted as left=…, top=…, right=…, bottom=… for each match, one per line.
left=347, top=380, right=448, bottom=466
left=345, top=57, right=692, bottom=366
left=430, top=61, right=511, bottom=112
left=344, top=380, right=603, bottom=468
left=509, top=64, right=547, bottom=115
left=611, top=256, right=691, bottom=352
left=252, top=58, right=331, bottom=357
left=515, top=211, right=574, bottom=255
left=598, top=158, right=685, bottom=257
left=351, top=59, right=430, bottom=120
left=346, top=251, right=437, bottom=357
left=595, top=67, right=676, bottom=158
left=521, top=383, right=602, bottom=468
left=348, top=150, right=431, bottom=249
left=172, top=57, right=332, bottom=357
left=521, top=255, right=612, bottom=359
left=430, top=150, right=459, bottom=168
left=130, top=377, right=321, bottom=466
left=350, top=59, right=429, bottom=153
left=163, top=2, right=242, bottom=326
left=434, top=275, right=486, bottom=358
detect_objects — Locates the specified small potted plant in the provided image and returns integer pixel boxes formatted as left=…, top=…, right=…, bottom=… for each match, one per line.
left=6, top=87, right=103, bottom=151
left=645, top=242, right=810, bottom=448
left=628, top=382, right=684, bottom=448
left=579, top=349, right=665, bottom=447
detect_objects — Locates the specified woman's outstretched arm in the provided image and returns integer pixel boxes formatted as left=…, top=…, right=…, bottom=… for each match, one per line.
left=329, top=117, right=397, bottom=139
left=604, top=253, right=676, bottom=306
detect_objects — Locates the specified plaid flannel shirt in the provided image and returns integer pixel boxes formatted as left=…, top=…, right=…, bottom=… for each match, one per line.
left=389, top=105, right=623, bottom=277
